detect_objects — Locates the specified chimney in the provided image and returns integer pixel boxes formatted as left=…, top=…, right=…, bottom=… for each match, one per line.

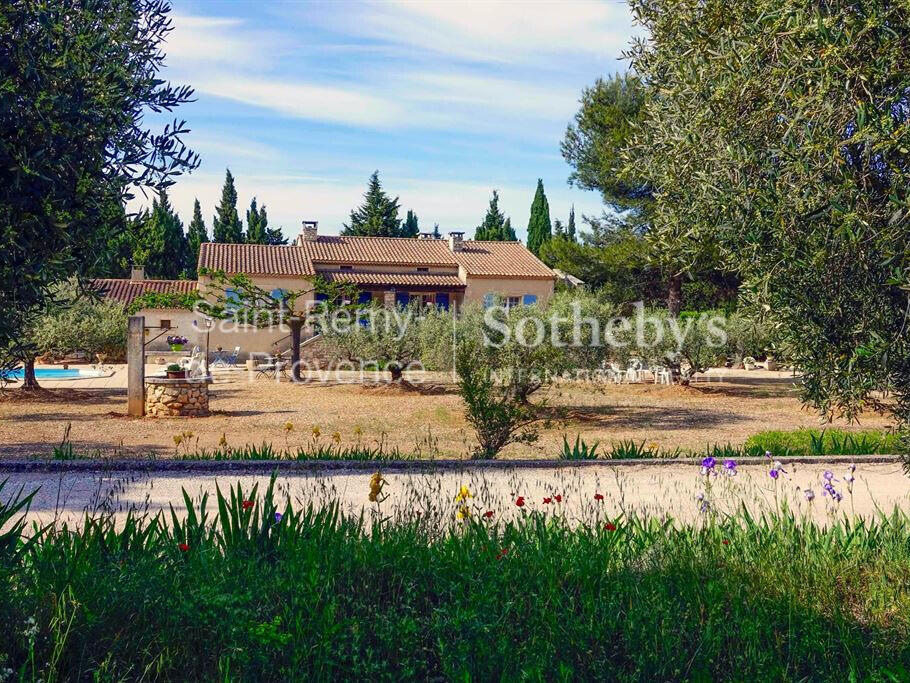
left=418, top=232, right=435, bottom=240
left=130, top=265, right=145, bottom=282
left=447, top=231, right=464, bottom=252
left=300, top=220, right=318, bottom=243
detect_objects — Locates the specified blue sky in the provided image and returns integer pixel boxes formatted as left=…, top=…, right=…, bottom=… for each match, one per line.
left=151, top=1, right=638, bottom=241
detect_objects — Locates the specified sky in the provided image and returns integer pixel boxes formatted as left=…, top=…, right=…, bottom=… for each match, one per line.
left=148, top=0, right=638, bottom=242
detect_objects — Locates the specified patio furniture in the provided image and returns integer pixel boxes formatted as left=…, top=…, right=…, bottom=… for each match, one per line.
left=625, top=359, right=644, bottom=383
left=255, top=352, right=290, bottom=381
left=179, top=346, right=201, bottom=368
left=653, top=365, right=672, bottom=385
left=212, top=346, right=241, bottom=368
left=608, top=362, right=625, bottom=384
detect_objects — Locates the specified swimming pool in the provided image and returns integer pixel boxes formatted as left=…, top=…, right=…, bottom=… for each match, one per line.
left=4, top=367, right=110, bottom=380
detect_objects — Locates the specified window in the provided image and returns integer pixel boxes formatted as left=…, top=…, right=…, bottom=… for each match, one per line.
left=159, top=319, right=171, bottom=329
left=419, top=293, right=435, bottom=307
left=224, top=288, right=241, bottom=310
left=270, top=288, right=286, bottom=302
left=506, top=296, right=521, bottom=310
left=436, top=293, right=450, bottom=310
left=483, top=293, right=495, bottom=309
left=522, top=294, right=538, bottom=306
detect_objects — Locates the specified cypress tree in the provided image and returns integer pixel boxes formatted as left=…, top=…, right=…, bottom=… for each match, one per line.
left=185, top=198, right=207, bottom=278
left=246, top=197, right=264, bottom=244
left=212, top=169, right=243, bottom=243
left=567, top=204, right=577, bottom=242
left=554, top=218, right=565, bottom=238
left=342, top=171, right=402, bottom=236
left=402, top=209, right=419, bottom=237
left=260, top=206, right=287, bottom=244
left=432, top=223, right=441, bottom=239
left=474, top=190, right=516, bottom=241
left=526, top=179, right=552, bottom=255
left=142, top=190, right=187, bottom=279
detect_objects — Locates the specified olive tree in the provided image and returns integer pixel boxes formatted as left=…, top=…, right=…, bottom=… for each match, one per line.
left=628, top=0, right=910, bottom=424
left=1, top=0, right=198, bottom=384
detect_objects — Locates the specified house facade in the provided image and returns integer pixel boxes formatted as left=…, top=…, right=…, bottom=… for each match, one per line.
left=95, top=224, right=555, bottom=356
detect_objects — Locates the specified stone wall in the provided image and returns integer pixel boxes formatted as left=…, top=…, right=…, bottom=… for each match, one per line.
left=145, top=376, right=211, bottom=417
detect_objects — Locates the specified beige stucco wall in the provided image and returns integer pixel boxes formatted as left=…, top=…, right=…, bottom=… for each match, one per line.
left=461, top=272, right=555, bottom=306
left=143, top=274, right=319, bottom=357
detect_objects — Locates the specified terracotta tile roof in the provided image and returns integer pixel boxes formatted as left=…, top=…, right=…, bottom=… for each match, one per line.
left=321, top=270, right=466, bottom=289
left=453, top=241, right=556, bottom=279
left=92, top=278, right=198, bottom=306
left=198, top=243, right=311, bottom=276
left=199, top=236, right=555, bottom=280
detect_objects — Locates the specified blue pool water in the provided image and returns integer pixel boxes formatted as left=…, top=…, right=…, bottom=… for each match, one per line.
left=6, top=368, right=83, bottom=379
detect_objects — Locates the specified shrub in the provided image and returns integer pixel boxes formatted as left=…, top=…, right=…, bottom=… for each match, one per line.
left=29, top=281, right=127, bottom=361
left=455, top=339, right=539, bottom=458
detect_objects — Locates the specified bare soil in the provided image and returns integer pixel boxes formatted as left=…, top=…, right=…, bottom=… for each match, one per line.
left=0, top=372, right=892, bottom=459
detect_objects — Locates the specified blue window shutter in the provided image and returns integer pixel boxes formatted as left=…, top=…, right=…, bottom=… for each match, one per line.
left=483, top=293, right=494, bottom=309
left=522, top=294, right=538, bottom=305
left=357, top=291, right=373, bottom=304
left=314, top=292, right=328, bottom=302
left=436, top=292, right=449, bottom=310
left=271, top=288, right=285, bottom=301
left=395, top=292, right=409, bottom=308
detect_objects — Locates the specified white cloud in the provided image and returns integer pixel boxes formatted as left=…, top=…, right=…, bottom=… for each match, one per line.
left=346, top=0, right=636, bottom=65
left=190, top=74, right=406, bottom=128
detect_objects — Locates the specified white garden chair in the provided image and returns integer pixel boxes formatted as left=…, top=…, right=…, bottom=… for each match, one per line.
left=652, top=365, right=672, bottom=385
left=626, top=359, right=644, bottom=383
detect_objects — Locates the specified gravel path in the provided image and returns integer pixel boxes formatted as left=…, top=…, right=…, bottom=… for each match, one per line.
left=4, top=461, right=908, bottom=529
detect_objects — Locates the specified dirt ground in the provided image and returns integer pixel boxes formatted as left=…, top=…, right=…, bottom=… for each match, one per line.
left=0, top=368, right=893, bottom=459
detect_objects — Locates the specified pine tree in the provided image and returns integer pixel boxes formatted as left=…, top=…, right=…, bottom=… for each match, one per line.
left=212, top=169, right=243, bottom=243
left=342, top=171, right=402, bottom=236
left=474, top=190, right=516, bottom=241
left=554, top=219, right=565, bottom=238
left=402, top=209, right=419, bottom=237
left=185, top=198, right=207, bottom=278
left=567, top=204, right=577, bottom=242
left=246, top=197, right=265, bottom=244
left=142, top=190, right=187, bottom=279
left=526, top=179, right=552, bottom=255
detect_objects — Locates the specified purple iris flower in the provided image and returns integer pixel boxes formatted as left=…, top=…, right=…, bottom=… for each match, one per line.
left=822, top=470, right=835, bottom=481
left=769, top=468, right=779, bottom=479
left=804, top=489, right=815, bottom=501
left=274, top=512, right=283, bottom=523
left=702, top=457, right=717, bottom=469
left=723, top=459, right=737, bottom=473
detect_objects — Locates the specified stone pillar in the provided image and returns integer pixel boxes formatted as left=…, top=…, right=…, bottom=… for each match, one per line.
left=127, top=315, right=145, bottom=417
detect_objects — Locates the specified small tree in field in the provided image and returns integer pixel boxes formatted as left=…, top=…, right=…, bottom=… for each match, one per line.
left=455, top=338, right=539, bottom=459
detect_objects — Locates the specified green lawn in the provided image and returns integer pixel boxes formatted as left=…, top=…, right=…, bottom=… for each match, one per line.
left=2, top=478, right=910, bottom=680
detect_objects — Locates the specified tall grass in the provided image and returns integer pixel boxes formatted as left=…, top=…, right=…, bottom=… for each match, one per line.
left=2, top=479, right=910, bottom=679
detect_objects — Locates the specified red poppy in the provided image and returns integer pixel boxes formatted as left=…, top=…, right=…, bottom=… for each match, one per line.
left=496, top=548, right=509, bottom=560
left=515, top=496, right=525, bottom=507
left=722, top=539, right=730, bottom=545
left=242, top=500, right=254, bottom=510
left=543, top=497, right=552, bottom=504
left=554, top=495, right=562, bottom=503
left=483, top=510, right=494, bottom=518
left=594, top=493, right=604, bottom=501
left=178, top=543, right=189, bottom=552
left=605, top=522, right=617, bottom=531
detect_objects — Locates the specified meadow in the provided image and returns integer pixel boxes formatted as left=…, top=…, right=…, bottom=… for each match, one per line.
left=2, top=470, right=910, bottom=680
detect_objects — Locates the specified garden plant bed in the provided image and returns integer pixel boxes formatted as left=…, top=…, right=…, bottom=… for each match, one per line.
left=2, top=470, right=910, bottom=679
